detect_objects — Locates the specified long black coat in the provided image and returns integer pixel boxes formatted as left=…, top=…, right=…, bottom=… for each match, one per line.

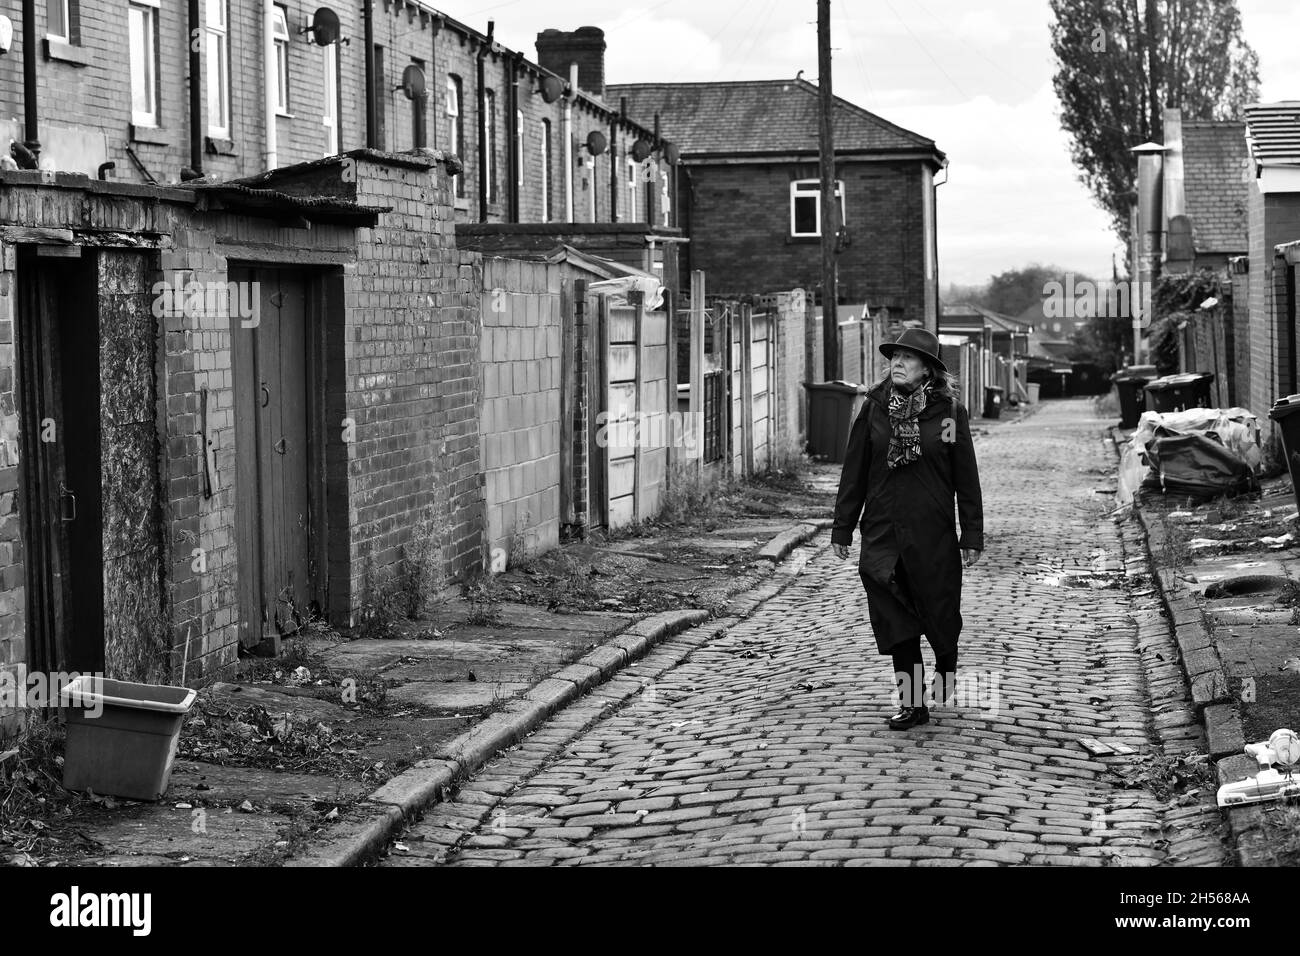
left=832, top=378, right=985, bottom=655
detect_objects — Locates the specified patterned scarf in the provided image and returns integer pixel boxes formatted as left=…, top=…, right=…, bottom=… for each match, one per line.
left=886, top=380, right=929, bottom=469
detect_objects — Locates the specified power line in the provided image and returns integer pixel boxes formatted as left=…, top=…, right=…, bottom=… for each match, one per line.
left=880, top=0, right=967, bottom=99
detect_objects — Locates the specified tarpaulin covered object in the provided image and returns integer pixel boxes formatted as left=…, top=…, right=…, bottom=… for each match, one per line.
left=1138, top=430, right=1260, bottom=498
left=1117, top=407, right=1262, bottom=504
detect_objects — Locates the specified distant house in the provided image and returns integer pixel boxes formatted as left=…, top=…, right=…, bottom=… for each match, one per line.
left=607, top=79, right=947, bottom=331
left=1160, top=109, right=1251, bottom=274
left=1241, top=101, right=1300, bottom=428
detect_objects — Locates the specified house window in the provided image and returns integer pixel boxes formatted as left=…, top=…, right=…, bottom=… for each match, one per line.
left=516, top=109, right=524, bottom=189
left=447, top=74, right=464, bottom=198
left=790, top=179, right=845, bottom=237
left=205, top=0, right=230, bottom=138
left=411, top=58, right=427, bottom=149
left=129, top=0, right=160, bottom=127
left=322, top=41, right=339, bottom=156
left=47, top=0, right=71, bottom=42
left=540, top=119, right=552, bottom=221
left=373, top=45, right=385, bottom=148
left=627, top=157, right=638, bottom=221
left=272, top=4, right=290, bottom=115
left=484, top=89, right=497, bottom=205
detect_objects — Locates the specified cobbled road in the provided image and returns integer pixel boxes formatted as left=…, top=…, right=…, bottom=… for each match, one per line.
left=384, top=398, right=1227, bottom=867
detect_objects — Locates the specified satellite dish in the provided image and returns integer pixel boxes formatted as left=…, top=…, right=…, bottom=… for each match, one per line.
left=631, top=140, right=652, bottom=163
left=539, top=74, right=565, bottom=103
left=400, top=64, right=427, bottom=101
left=308, top=7, right=340, bottom=46
left=663, top=142, right=680, bottom=165
left=585, top=130, right=607, bottom=156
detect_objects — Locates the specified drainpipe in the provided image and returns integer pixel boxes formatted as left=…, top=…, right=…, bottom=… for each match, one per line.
left=650, top=113, right=660, bottom=224
left=564, top=63, right=576, bottom=223
left=187, top=0, right=204, bottom=176
left=263, top=0, right=277, bottom=168
left=21, top=0, right=39, bottom=159
left=429, top=17, right=441, bottom=149
left=363, top=0, right=375, bottom=147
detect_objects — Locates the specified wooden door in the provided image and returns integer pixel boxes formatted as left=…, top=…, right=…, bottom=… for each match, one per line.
left=231, top=267, right=318, bottom=647
left=16, top=249, right=103, bottom=674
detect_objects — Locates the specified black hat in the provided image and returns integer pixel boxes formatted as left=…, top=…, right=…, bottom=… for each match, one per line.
left=879, top=327, right=947, bottom=374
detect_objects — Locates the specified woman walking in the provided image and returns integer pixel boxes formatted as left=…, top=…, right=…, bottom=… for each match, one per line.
left=831, top=327, right=984, bottom=730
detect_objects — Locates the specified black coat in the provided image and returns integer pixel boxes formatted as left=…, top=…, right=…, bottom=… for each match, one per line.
left=832, top=378, right=984, bottom=655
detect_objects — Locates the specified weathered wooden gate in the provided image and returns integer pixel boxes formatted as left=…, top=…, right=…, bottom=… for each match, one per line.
left=230, top=267, right=325, bottom=647
left=593, top=291, right=670, bottom=531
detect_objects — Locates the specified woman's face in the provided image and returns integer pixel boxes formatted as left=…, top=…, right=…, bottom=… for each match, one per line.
left=889, top=347, right=929, bottom=390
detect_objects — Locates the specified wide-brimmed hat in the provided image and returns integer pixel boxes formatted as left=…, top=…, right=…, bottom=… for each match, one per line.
left=879, top=327, right=947, bottom=374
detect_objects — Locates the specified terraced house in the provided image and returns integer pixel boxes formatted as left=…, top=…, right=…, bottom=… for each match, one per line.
left=0, top=1, right=684, bottom=701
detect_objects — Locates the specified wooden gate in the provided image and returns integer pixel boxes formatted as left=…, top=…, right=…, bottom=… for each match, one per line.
left=230, top=267, right=325, bottom=648
left=594, top=292, right=670, bottom=531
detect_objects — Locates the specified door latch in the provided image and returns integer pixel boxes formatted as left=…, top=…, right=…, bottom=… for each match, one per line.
left=58, top=481, right=76, bottom=522
left=274, top=437, right=287, bottom=455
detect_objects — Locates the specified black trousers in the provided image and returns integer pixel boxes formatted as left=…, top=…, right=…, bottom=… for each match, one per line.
left=891, top=638, right=958, bottom=708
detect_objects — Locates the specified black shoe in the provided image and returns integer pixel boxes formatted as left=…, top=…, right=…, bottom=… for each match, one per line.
left=888, top=705, right=930, bottom=730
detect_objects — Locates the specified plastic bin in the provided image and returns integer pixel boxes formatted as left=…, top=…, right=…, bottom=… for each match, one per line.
left=1270, top=395, right=1300, bottom=514
left=1110, top=365, right=1157, bottom=429
left=983, top=386, right=1004, bottom=420
left=804, top=381, right=869, bottom=463
left=60, top=676, right=197, bottom=801
left=1145, top=372, right=1215, bottom=414
left=1027, top=382, right=1041, bottom=404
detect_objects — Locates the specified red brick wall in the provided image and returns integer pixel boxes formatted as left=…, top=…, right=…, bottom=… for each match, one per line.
left=682, top=160, right=930, bottom=323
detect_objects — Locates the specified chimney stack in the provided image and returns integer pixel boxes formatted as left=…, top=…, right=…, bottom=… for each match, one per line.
left=536, top=26, right=606, bottom=98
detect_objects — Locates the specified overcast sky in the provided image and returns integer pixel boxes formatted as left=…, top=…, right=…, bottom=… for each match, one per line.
left=459, top=0, right=1300, bottom=289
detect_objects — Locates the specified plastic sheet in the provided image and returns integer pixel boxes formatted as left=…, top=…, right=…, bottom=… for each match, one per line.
left=1117, top=407, right=1263, bottom=505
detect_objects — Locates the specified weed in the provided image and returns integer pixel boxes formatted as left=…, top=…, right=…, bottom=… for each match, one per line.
left=461, top=566, right=504, bottom=625
left=398, top=505, right=449, bottom=619
left=508, top=510, right=535, bottom=571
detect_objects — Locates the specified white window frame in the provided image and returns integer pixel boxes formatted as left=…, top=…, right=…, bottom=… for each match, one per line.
left=47, top=0, right=71, bottom=42
left=516, top=109, right=524, bottom=189
left=129, top=0, right=161, bottom=127
left=790, top=179, right=845, bottom=238
left=322, top=42, right=339, bottom=156
left=540, top=119, right=552, bottom=221
left=205, top=0, right=230, bottom=138
left=627, top=157, right=638, bottom=221
left=483, top=88, right=497, bottom=205
left=447, top=74, right=464, bottom=198
left=272, top=4, right=291, bottom=116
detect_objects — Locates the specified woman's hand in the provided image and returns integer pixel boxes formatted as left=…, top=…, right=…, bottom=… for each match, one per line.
left=962, top=549, right=982, bottom=567
left=832, top=543, right=851, bottom=560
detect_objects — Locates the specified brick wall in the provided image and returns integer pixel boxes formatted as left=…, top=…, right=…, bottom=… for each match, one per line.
left=1, top=1, right=669, bottom=232
left=479, top=257, right=562, bottom=566
left=682, top=160, right=929, bottom=322
left=1247, top=187, right=1300, bottom=440
left=0, top=148, right=483, bottom=686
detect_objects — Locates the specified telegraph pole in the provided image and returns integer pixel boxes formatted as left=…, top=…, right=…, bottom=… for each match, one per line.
left=817, top=0, right=840, bottom=381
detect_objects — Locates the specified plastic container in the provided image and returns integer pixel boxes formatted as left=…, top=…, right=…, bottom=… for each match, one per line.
left=1110, top=366, right=1157, bottom=429
left=60, top=676, right=197, bottom=801
left=1027, top=382, right=1041, bottom=404
left=803, top=381, right=869, bottom=463
left=1145, top=372, right=1215, bottom=414
left=983, top=386, right=1004, bottom=420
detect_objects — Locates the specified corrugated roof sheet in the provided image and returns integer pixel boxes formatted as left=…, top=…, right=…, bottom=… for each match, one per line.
left=1245, top=102, right=1300, bottom=168
left=1181, top=120, right=1249, bottom=253
left=605, top=79, right=942, bottom=160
